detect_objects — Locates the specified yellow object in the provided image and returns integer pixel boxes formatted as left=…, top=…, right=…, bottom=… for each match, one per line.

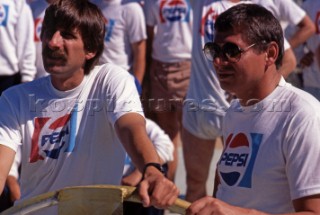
left=1, top=185, right=190, bottom=215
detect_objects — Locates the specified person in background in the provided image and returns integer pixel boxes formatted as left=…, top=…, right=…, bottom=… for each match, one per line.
left=0, top=1, right=178, bottom=214
left=253, top=0, right=316, bottom=83
left=0, top=0, right=36, bottom=94
left=187, top=4, right=320, bottom=214
left=144, top=0, right=193, bottom=181
left=27, top=0, right=57, bottom=79
left=92, top=0, right=146, bottom=84
left=182, top=0, right=243, bottom=203
left=298, top=0, right=320, bottom=100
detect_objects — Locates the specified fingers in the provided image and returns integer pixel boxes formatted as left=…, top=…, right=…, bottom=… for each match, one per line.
left=186, top=196, right=217, bottom=215
left=138, top=179, right=152, bottom=207
left=149, top=177, right=179, bottom=208
left=138, top=174, right=179, bottom=209
left=300, top=51, right=314, bottom=67
left=6, top=175, right=21, bottom=202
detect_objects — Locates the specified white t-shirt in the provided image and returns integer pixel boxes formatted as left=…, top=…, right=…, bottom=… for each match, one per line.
left=251, top=0, right=305, bottom=51
left=123, top=118, right=173, bottom=176
left=94, top=0, right=147, bottom=72
left=0, top=64, right=144, bottom=206
left=144, top=0, right=193, bottom=62
left=28, top=0, right=49, bottom=79
left=0, top=0, right=36, bottom=82
left=217, top=78, right=320, bottom=213
left=251, top=0, right=306, bottom=30
left=301, top=0, right=320, bottom=89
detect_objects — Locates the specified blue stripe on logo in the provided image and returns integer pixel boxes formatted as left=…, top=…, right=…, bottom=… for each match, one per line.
left=238, top=133, right=263, bottom=188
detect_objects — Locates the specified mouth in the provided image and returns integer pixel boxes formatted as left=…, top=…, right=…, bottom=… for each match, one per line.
left=44, top=57, right=67, bottom=67
left=42, top=46, right=67, bottom=62
left=216, top=69, right=234, bottom=80
left=43, top=52, right=67, bottom=64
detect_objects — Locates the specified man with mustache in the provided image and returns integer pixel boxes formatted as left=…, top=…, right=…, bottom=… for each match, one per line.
left=0, top=0, right=178, bottom=214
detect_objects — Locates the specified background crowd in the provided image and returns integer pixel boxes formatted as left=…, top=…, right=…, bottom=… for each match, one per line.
left=0, top=0, right=320, bottom=214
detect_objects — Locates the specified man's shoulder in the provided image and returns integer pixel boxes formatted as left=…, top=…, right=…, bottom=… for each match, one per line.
left=2, top=77, right=48, bottom=96
left=93, top=63, right=128, bottom=75
left=281, top=84, right=320, bottom=116
left=91, top=63, right=132, bottom=84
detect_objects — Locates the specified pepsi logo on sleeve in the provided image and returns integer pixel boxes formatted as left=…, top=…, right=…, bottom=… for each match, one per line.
left=0, top=4, right=9, bottom=27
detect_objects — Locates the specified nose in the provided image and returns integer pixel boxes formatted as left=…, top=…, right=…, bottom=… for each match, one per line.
left=45, top=30, right=63, bottom=49
left=213, top=55, right=229, bottom=67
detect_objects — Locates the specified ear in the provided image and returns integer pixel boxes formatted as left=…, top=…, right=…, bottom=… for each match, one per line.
left=265, top=41, right=279, bottom=66
left=85, top=51, right=96, bottom=60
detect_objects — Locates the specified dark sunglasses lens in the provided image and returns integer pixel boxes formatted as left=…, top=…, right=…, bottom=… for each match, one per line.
left=223, top=43, right=241, bottom=59
left=203, top=42, right=214, bottom=61
left=204, top=43, right=221, bottom=61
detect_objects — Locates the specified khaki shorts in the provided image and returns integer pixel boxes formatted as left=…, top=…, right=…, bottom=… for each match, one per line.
left=149, top=59, right=191, bottom=112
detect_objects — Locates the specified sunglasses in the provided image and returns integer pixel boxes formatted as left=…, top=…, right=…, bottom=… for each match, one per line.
left=203, top=42, right=256, bottom=63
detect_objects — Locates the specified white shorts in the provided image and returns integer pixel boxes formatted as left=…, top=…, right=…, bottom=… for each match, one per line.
left=182, top=106, right=225, bottom=140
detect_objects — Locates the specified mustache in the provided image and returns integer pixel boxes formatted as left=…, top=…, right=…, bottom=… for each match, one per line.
left=42, top=46, right=67, bottom=60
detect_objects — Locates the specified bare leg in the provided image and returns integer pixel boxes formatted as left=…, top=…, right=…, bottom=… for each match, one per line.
left=182, top=127, right=217, bottom=202
left=154, top=110, right=182, bottom=181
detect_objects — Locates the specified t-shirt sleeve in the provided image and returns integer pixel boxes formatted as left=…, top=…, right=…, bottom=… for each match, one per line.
left=104, top=68, right=144, bottom=125
left=285, top=114, right=320, bottom=200
left=125, top=3, right=147, bottom=44
left=279, top=0, right=306, bottom=26
left=145, top=118, right=174, bottom=163
left=0, top=93, right=22, bottom=152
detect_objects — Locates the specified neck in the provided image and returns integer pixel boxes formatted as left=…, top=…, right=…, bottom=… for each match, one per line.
left=237, top=73, right=282, bottom=107
left=51, top=71, right=85, bottom=91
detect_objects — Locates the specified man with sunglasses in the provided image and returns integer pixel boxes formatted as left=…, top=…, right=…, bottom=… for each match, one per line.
left=187, top=3, right=320, bottom=215
left=182, top=0, right=245, bottom=203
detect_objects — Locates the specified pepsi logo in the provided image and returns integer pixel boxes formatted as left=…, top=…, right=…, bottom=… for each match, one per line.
left=218, top=132, right=263, bottom=188
left=30, top=115, right=71, bottom=163
left=104, top=17, right=116, bottom=42
left=34, top=18, right=43, bottom=42
left=160, top=0, right=191, bottom=23
left=201, top=7, right=218, bottom=42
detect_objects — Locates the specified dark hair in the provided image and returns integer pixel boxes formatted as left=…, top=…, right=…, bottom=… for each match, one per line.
left=214, top=3, right=284, bottom=69
left=41, top=0, right=105, bottom=74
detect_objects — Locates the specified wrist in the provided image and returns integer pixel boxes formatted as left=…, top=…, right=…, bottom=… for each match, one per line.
left=142, top=163, right=167, bottom=178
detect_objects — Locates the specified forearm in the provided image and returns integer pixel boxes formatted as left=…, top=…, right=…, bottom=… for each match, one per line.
left=0, top=145, right=16, bottom=194
left=132, top=40, right=146, bottom=84
left=115, top=113, right=161, bottom=172
left=279, top=48, right=297, bottom=78
left=289, top=16, right=316, bottom=49
left=6, top=175, right=21, bottom=201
